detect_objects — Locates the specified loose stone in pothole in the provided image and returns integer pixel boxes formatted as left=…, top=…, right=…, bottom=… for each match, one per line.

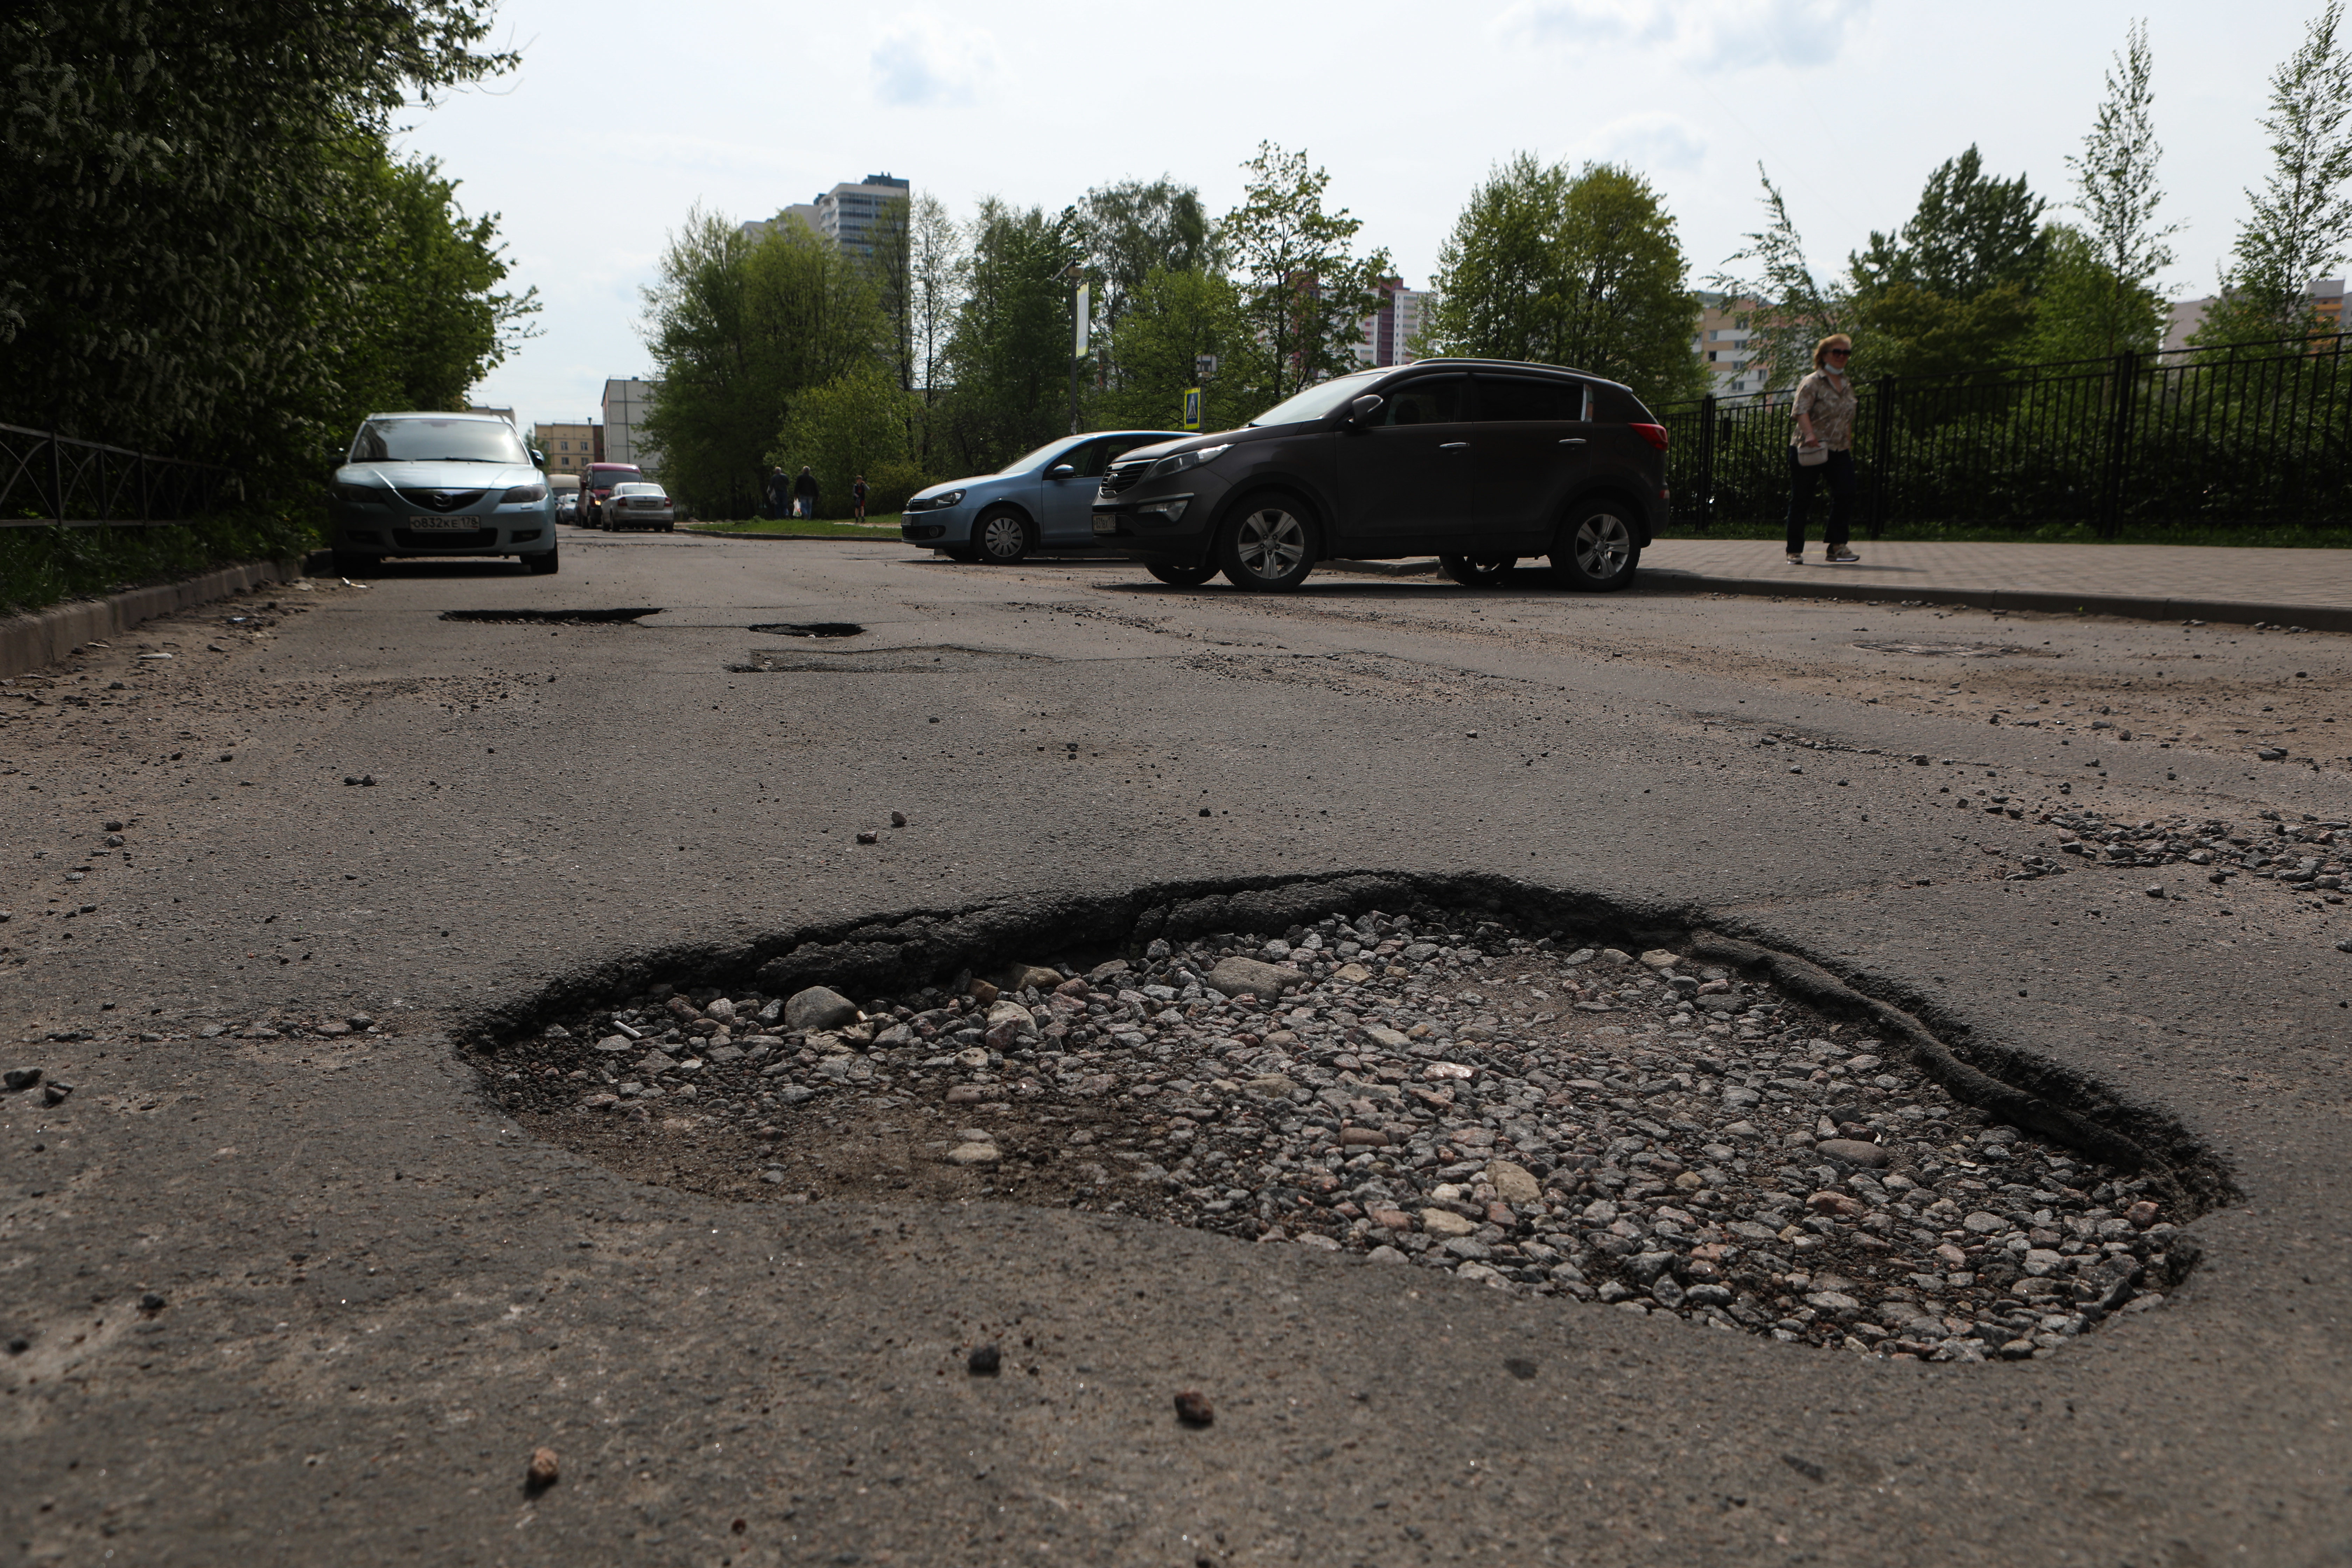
left=496, top=906, right=2202, bottom=1364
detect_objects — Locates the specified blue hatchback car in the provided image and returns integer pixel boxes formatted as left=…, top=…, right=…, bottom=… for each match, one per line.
left=901, top=429, right=1186, bottom=563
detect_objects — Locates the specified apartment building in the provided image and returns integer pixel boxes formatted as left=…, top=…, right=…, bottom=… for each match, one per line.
left=1693, top=292, right=1764, bottom=398
left=2165, top=279, right=2345, bottom=352
left=1358, top=278, right=1432, bottom=368
left=534, top=422, right=597, bottom=478
left=601, top=379, right=657, bottom=474
left=743, top=174, right=910, bottom=256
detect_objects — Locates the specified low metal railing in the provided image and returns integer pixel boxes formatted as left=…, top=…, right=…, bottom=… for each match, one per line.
left=0, top=423, right=242, bottom=529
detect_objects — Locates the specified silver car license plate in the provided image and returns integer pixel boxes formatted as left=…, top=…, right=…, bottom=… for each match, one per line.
left=410, top=515, right=475, bottom=530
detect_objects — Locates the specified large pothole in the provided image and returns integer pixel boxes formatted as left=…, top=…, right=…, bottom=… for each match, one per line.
left=475, top=876, right=2220, bottom=1363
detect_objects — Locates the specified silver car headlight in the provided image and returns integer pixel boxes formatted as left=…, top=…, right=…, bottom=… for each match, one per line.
left=1145, top=444, right=1229, bottom=479
left=330, top=482, right=382, bottom=504
left=500, top=483, right=548, bottom=503
left=910, top=488, right=965, bottom=512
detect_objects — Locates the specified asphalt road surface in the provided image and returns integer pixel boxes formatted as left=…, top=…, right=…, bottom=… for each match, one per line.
left=5, top=523, right=2350, bottom=1566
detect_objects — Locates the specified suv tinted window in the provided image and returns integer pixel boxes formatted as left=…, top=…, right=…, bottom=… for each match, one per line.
left=1474, top=376, right=1588, bottom=422
left=1371, top=375, right=1467, bottom=427
left=1589, top=383, right=1653, bottom=424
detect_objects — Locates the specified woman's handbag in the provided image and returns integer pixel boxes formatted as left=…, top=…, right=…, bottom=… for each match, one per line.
left=1795, top=443, right=1829, bottom=467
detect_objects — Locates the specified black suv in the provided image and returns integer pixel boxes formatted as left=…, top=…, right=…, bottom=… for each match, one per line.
left=1091, top=359, right=1667, bottom=591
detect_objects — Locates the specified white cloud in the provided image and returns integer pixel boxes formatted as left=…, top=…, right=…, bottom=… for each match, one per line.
left=870, top=12, right=1001, bottom=107
left=1570, top=112, right=1708, bottom=174
left=1499, top=0, right=1870, bottom=71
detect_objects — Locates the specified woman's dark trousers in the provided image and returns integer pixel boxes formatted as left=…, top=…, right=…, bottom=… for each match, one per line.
left=1786, top=447, right=1855, bottom=554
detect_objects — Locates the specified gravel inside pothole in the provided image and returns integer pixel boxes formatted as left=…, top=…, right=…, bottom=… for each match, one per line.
left=494, top=908, right=2199, bottom=1364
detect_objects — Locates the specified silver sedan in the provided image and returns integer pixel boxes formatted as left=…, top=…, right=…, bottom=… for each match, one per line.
left=605, top=482, right=675, bottom=531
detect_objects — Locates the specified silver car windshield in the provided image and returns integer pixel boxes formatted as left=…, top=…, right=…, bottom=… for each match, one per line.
left=350, top=418, right=531, bottom=464
left=1247, top=372, right=1384, bottom=428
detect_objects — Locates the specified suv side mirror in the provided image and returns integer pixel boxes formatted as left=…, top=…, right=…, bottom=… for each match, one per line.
left=1047, top=463, right=1077, bottom=480
left=1348, top=394, right=1384, bottom=426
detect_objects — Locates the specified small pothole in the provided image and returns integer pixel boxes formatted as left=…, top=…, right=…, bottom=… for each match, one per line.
left=480, top=888, right=2214, bottom=1364
left=727, top=646, right=1049, bottom=674
left=747, top=622, right=865, bottom=638
left=1850, top=640, right=2045, bottom=658
left=440, top=608, right=660, bottom=625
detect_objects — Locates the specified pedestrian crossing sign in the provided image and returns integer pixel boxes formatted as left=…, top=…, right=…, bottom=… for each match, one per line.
left=1181, top=387, right=1201, bottom=431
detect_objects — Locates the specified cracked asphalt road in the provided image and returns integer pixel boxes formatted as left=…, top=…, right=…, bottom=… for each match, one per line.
left=4, top=524, right=2350, bottom=1566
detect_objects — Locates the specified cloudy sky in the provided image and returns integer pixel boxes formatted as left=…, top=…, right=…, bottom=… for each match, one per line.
left=397, top=0, right=2324, bottom=427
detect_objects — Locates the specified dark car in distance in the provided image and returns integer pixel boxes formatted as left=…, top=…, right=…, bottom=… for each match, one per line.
left=1090, top=359, right=1668, bottom=592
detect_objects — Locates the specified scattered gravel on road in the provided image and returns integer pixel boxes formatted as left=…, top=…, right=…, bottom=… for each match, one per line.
left=2046, top=808, right=2348, bottom=895
left=500, top=906, right=2202, bottom=1362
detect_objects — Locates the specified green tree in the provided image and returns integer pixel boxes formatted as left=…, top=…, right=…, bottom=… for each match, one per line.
left=2063, top=19, right=2180, bottom=359
left=1424, top=154, right=1705, bottom=405
left=907, top=193, right=966, bottom=465
left=1218, top=144, right=1392, bottom=401
left=2026, top=223, right=2166, bottom=362
left=2198, top=2, right=2352, bottom=345
left=1844, top=146, right=2046, bottom=377
left=336, top=152, right=538, bottom=416
left=639, top=210, right=883, bottom=517
left=771, top=362, right=919, bottom=517
left=1850, top=147, right=2049, bottom=301
left=1098, top=268, right=1263, bottom=434
left=1712, top=167, right=1850, bottom=392
left=1074, top=178, right=1216, bottom=329
left=935, top=200, right=1082, bottom=472
left=0, top=0, right=520, bottom=487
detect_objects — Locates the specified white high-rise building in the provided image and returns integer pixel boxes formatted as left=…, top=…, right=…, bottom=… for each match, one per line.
left=1693, top=292, right=1764, bottom=398
left=1359, top=278, right=1432, bottom=368
left=601, top=378, right=657, bottom=474
left=744, top=174, right=910, bottom=256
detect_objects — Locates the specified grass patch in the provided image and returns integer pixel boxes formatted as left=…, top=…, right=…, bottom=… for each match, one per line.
left=682, top=514, right=905, bottom=539
left=1, top=509, right=324, bottom=618
left=1664, top=517, right=2352, bottom=548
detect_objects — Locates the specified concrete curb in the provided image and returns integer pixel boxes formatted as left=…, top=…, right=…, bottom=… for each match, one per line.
left=0, top=554, right=315, bottom=679
left=1634, top=567, right=2352, bottom=634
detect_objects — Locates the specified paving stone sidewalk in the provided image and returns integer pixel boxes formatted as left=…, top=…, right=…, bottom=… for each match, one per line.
left=1639, top=539, right=2352, bottom=631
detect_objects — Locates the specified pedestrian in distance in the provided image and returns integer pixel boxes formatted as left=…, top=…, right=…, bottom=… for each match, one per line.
left=793, top=465, right=819, bottom=520
left=1787, top=333, right=1860, bottom=565
left=764, top=466, right=790, bottom=520
left=852, top=474, right=868, bottom=523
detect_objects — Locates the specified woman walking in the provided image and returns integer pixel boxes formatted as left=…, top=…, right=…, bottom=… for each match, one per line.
left=1787, top=334, right=1860, bottom=565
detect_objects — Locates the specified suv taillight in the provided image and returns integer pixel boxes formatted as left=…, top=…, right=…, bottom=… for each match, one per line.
left=1629, top=423, right=1669, bottom=452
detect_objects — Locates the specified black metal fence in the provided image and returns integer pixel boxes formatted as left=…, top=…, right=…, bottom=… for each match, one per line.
left=0, top=423, right=242, bottom=530
left=1655, top=331, right=2352, bottom=537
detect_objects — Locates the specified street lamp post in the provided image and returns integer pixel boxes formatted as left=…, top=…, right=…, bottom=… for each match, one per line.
left=1067, top=266, right=1090, bottom=437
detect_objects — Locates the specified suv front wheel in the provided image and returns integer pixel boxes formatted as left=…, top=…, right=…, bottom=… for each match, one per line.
left=1553, top=505, right=1640, bottom=592
left=1217, top=495, right=1317, bottom=592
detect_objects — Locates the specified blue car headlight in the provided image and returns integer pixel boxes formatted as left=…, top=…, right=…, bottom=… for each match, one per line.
left=330, top=482, right=382, bottom=505
left=908, top=489, right=966, bottom=513
left=1145, top=444, right=1229, bottom=479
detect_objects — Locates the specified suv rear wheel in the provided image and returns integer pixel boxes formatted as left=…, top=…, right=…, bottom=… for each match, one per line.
left=1147, top=562, right=1218, bottom=587
left=974, top=508, right=1034, bottom=564
left=1440, top=554, right=1517, bottom=587
left=1217, top=495, right=1317, bottom=592
left=1553, top=505, right=1640, bottom=591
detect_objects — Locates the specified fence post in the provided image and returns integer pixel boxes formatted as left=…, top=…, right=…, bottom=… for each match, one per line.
left=49, top=424, right=65, bottom=527
left=1868, top=377, right=1895, bottom=540
left=2100, top=350, right=2137, bottom=540
left=1697, top=394, right=1717, bottom=532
